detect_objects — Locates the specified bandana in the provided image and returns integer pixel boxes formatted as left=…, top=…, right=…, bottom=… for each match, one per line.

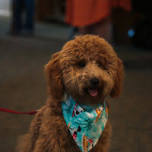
left=62, top=97, right=108, bottom=152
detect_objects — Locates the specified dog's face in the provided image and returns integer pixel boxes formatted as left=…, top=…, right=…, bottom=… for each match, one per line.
left=45, top=35, right=124, bottom=105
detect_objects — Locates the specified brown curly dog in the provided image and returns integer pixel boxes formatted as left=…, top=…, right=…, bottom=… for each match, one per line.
left=16, top=35, right=124, bottom=152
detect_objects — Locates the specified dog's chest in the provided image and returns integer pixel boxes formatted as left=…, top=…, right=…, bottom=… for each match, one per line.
left=65, top=130, right=104, bottom=152
left=61, top=97, right=108, bottom=152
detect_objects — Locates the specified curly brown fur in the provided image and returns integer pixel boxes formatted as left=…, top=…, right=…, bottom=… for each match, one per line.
left=17, top=35, right=124, bottom=152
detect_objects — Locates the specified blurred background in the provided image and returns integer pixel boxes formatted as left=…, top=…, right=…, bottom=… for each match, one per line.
left=0, top=0, right=152, bottom=152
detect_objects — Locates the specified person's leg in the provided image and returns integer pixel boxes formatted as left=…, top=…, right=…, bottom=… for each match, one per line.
left=14, top=0, right=24, bottom=34
left=24, top=0, right=35, bottom=34
left=9, top=0, right=16, bottom=34
left=92, top=17, right=113, bottom=43
left=68, top=27, right=79, bottom=40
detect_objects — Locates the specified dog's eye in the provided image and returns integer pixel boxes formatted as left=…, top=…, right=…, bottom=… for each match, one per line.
left=97, top=62, right=107, bottom=70
left=77, top=60, right=86, bottom=68
left=97, top=62, right=103, bottom=68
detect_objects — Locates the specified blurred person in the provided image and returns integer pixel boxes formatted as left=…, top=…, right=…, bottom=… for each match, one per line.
left=10, top=0, right=35, bottom=36
left=66, top=0, right=132, bottom=42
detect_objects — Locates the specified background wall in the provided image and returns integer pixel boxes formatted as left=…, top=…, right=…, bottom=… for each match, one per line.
left=0, top=0, right=10, bottom=16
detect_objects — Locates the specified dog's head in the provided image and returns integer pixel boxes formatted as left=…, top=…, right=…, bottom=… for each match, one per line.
left=45, top=35, right=124, bottom=105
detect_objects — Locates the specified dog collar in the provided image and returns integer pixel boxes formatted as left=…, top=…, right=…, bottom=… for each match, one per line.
left=62, top=97, right=108, bottom=152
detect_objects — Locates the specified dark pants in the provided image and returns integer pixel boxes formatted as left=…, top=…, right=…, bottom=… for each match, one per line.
left=14, top=0, right=35, bottom=33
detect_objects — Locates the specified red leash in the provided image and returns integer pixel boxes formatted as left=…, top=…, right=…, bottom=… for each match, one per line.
left=0, top=107, right=37, bottom=115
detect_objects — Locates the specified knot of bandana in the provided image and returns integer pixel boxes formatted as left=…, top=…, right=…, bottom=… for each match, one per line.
left=62, top=97, right=108, bottom=152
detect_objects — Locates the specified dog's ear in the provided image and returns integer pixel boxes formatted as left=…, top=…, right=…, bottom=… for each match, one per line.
left=110, top=58, right=124, bottom=98
left=45, top=52, right=64, bottom=100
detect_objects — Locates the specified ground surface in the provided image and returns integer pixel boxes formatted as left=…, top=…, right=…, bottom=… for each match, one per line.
left=0, top=17, right=152, bottom=152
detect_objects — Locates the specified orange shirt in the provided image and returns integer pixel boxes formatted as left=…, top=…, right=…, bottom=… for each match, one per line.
left=66, top=0, right=131, bottom=27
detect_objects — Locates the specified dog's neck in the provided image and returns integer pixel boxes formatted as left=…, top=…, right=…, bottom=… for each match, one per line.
left=63, top=94, right=106, bottom=107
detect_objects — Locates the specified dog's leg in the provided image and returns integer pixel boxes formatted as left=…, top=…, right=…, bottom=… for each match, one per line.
left=31, top=106, right=81, bottom=152
left=90, top=121, right=112, bottom=152
left=16, top=106, right=45, bottom=152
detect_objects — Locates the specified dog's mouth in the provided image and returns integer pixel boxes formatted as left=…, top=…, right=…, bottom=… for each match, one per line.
left=88, top=88, right=98, bottom=97
left=84, top=87, right=100, bottom=97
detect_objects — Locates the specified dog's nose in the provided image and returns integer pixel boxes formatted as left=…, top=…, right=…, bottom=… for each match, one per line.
left=90, top=77, right=99, bottom=86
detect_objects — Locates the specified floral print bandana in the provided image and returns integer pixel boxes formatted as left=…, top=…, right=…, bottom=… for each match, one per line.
left=62, top=97, right=108, bottom=152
